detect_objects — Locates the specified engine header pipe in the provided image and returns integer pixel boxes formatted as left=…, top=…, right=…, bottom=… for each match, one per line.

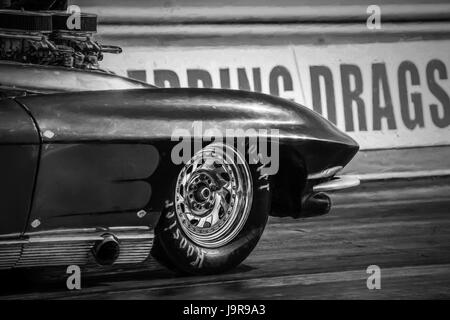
left=92, top=234, right=120, bottom=266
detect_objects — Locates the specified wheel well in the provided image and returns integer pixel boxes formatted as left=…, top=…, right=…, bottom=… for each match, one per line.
left=270, top=145, right=307, bottom=218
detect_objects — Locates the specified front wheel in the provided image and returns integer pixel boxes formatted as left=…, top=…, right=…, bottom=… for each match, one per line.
left=152, top=142, right=271, bottom=275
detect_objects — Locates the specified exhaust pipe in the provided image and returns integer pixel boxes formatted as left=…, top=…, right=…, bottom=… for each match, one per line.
left=299, top=192, right=331, bottom=218
left=92, top=234, right=120, bottom=266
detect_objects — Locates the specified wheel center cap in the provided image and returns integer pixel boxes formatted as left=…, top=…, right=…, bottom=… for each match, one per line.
left=195, top=186, right=211, bottom=202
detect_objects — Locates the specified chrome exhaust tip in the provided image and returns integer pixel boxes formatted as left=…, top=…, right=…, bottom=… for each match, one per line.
left=299, top=192, right=332, bottom=218
left=92, top=234, right=120, bottom=266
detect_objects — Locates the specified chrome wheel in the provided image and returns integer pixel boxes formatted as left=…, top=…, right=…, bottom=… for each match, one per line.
left=175, top=143, right=253, bottom=248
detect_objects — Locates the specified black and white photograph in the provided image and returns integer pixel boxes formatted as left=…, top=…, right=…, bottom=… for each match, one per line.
left=0, top=0, right=449, bottom=305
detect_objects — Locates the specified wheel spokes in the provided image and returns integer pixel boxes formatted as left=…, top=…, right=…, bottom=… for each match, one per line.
left=174, top=143, right=252, bottom=248
left=197, top=216, right=208, bottom=228
left=210, top=193, right=226, bottom=225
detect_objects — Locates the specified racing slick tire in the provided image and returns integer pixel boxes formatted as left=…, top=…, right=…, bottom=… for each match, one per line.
left=151, top=142, right=271, bottom=275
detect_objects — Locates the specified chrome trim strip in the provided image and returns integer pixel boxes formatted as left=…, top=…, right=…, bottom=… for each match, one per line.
left=0, top=233, right=22, bottom=239
left=313, top=175, right=360, bottom=192
left=23, top=225, right=152, bottom=237
left=308, top=166, right=343, bottom=180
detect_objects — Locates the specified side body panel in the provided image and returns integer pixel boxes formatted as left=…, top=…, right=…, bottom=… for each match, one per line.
left=29, top=143, right=161, bottom=231
left=0, top=99, right=40, bottom=236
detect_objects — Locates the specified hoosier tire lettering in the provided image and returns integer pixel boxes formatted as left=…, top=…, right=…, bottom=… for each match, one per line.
left=162, top=207, right=206, bottom=269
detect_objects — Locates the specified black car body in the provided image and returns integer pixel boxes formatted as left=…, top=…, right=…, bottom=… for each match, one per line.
left=0, top=60, right=359, bottom=273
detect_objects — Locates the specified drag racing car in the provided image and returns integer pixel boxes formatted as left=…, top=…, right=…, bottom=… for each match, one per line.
left=0, top=4, right=359, bottom=275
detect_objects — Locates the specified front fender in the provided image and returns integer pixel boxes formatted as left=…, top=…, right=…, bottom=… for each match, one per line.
left=17, top=88, right=357, bottom=148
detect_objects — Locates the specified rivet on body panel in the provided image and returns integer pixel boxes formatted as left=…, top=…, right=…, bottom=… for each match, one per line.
left=31, top=219, right=41, bottom=228
left=43, top=130, right=55, bottom=139
left=137, top=210, right=147, bottom=218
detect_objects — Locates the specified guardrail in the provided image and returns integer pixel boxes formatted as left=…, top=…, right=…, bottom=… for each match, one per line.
left=88, top=4, right=450, bottom=46
left=84, top=4, right=450, bottom=24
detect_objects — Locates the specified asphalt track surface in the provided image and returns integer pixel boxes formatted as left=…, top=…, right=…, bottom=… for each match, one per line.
left=1, top=176, right=449, bottom=299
